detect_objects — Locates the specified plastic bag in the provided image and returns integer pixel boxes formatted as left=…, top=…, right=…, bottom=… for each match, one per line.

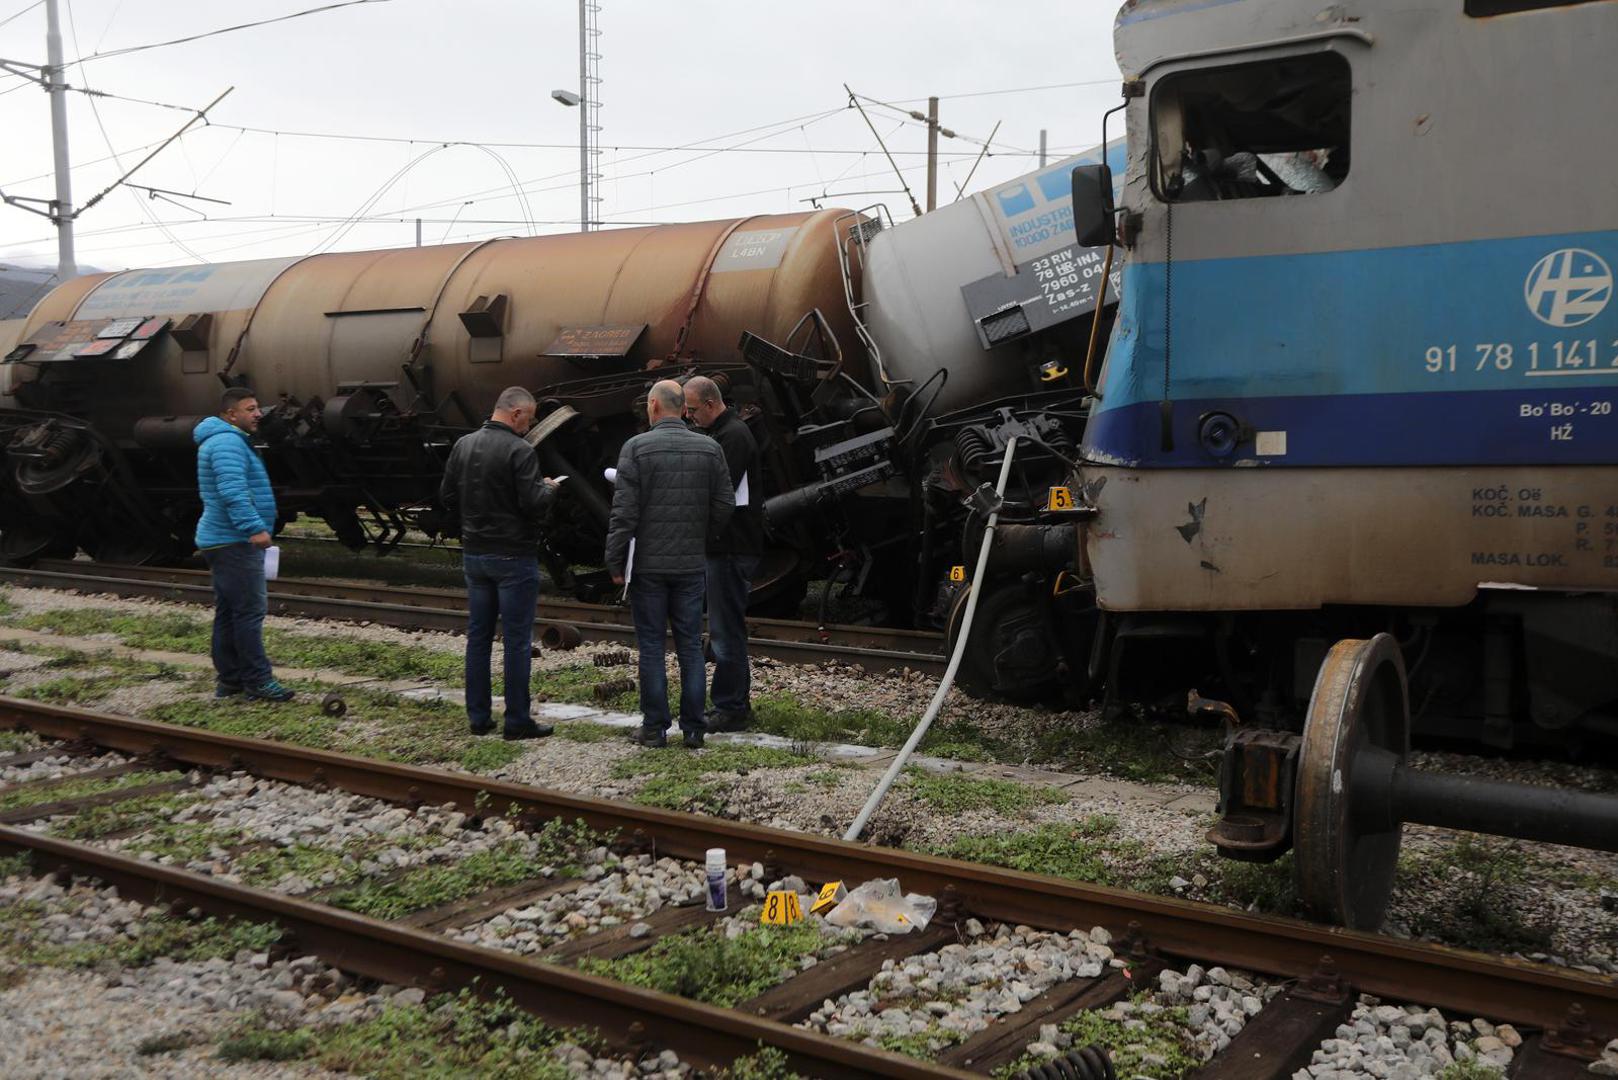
left=822, top=878, right=936, bottom=934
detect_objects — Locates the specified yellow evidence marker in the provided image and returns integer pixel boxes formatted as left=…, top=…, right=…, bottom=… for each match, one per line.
left=1046, top=486, right=1074, bottom=512
left=948, top=565, right=966, bottom=583
left=810, top=881, right=846, bottom=914
left=760, top=890, right=804, bottom=925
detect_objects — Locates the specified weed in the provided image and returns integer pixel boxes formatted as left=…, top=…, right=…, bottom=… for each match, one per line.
left=932, top=819, right=1135, bottom=886
left=1399, top=837, right=1553, bottom=954
left=715, top=1045, right=804, bottom=1080
left=555, top=721, right=627, bottom=743
left=998, top=994, right=1199, bottom=1079
left=0, top=898, right=280, bottom=971
left=136, top=1032, right=198, bottom=1056
left=311, top=985, right=580, bottom=1079
left=0, top=769, right=183, bottom=812
left=0, top=852, right=31, bottom=879
left=611, top=744, right=814, bottom=814
left=876, top=1024, right=959, bottom=1058
left=216, top=1023, right=312, bottom=1063
left=0, top=729, right=37, bottom=753
left=805, top=769, right=844, bottom=788
left=1436, top=1060, right=1506, bottom=1080
left=321, top=820, right=600, bottom=919
left=580, top=922, right=830, bottom=1007
left=457, top=739, right=525, bottom=773
left=903, top=769, right=1068, bottom=816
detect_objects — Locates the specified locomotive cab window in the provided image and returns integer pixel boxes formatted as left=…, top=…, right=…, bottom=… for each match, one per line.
left=1151, top=51, right=1350, bottom=203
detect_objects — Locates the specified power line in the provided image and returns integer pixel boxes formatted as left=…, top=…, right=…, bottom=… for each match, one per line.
left=0, top=0, right=42, bottom=30
left=64, top=0, right=393, bottom=66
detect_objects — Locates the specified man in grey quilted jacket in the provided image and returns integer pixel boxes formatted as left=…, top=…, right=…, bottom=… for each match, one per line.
left=605, top=380, right=734, bottom=748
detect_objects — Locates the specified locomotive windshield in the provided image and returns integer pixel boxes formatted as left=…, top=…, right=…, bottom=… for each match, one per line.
left=1150, top=51, right=1351, bottom=203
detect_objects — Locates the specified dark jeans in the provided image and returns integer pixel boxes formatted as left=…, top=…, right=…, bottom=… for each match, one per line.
left=463, top=553, right=541, bottom=732
left=203, top=542, right=272, bottom=689
left=705, top=554, right=758, bottom=714
left=629, top=573, right=707, bottom=734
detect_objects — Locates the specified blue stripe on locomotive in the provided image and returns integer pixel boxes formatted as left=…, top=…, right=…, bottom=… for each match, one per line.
left=1083, top=228, right=1618, bottom=467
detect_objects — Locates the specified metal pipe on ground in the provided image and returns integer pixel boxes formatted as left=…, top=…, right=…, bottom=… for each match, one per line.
left=844, top=436, right=1020, bottom=842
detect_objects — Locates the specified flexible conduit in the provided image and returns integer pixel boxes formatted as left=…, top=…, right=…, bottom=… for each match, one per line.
left=844, top=435, right=1020, bottom=842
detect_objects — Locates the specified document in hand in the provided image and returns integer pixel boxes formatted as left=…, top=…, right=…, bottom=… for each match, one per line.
left=734, top=473, right=749, bottom=507
left=263, top=545, right=281, bottom=581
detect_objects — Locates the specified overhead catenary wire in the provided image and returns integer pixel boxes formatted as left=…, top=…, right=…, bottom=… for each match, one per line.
left=61, top=0, right=393, bottom=65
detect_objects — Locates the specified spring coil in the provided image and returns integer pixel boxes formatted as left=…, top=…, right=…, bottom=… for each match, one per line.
left=1014, top=1044, right=1115, bottom=1080
left=954, top=425, right=996, bottom=472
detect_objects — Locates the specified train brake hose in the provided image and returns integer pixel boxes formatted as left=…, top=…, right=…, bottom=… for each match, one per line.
left=844, top=435, right=1020, bottom=842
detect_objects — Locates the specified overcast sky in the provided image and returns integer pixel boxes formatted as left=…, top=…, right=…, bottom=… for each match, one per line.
left=0, top=0, right=1121, bottom=275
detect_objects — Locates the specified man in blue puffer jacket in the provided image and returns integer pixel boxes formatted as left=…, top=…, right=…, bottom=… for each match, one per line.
left=194, top=387, right=293, bottom=702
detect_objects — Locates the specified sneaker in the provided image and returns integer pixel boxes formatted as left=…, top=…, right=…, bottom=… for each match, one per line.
left=632, top=727, right=667, bottom=748
left=502, top=722, right=554, bottom=741
left=682, top=729, right=705, bottom=750
left=469, top=723, right=495, bottom=737
left=707, top=708, right=754, bottom=734
left=244, top=679, right=294, bottom=703
left=214, top=681, right=243, bottom=699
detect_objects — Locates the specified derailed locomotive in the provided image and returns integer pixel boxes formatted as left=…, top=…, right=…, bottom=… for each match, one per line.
left=1001, top=0, right=1618, bottom=928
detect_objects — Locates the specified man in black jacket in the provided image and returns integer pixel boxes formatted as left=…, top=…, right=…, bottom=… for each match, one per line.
left=440, top=386, right=560, bottom=740
left=605, top=380, right=734, bottom=749
left=684, top=376, right=761, bottom=732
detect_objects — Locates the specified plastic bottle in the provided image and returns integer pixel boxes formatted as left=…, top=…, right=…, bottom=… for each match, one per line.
left=705, top=848, right=727, bottom=911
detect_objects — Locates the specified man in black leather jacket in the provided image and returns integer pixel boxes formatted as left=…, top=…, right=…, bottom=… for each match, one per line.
left=683, top=376, right=761, bottom=732
left=439, top=386, right=560, bottom=740
left=605, top=380, right=734, bottom=749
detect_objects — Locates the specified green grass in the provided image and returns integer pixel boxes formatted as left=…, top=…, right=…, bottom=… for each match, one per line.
left=998, top=993, right=1200, bottom=1079
left=610, top=743, right=815, bottom=813
left=303, top=986, right=584, bottom=1079
left=148, top=686, right=521, bottom=774
left=217, top=1027, right=313, bottom=1063
left=903, top=768, right=1068, bottom=816
left=0, top=768, right=183, bottom=812
left=11, top=654, right=191, bottom=707
left=580, top=922, right=832, bottom=1007
left=320, top=821, right=600, bottom=920
left=135, top=1032, right=198, bottom=1056
left=554, top=721, right=627, bottom=743
left=274, top=536, right=470, bottom=590
left=931, top=818, right=1138, bottom=886
left=1437, top=1061, right=1507, bottom=1080
left=0, top=729, right=38, bottom=754
left=715, top=1046, right=804, bottom=1080
left=0, top=898, right=281, bottom=971
left=49, top=790, right=203, bottom=839
left=1397, top=837, right=1553, bottom=954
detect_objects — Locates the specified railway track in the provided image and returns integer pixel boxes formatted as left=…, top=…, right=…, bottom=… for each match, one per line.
left=0, top=695, right=1613, bottom=1078
left=0, top=560, right=948, bottom=676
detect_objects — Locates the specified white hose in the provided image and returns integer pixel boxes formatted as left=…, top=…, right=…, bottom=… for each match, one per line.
left=844, top=436, right=1020, bottom=841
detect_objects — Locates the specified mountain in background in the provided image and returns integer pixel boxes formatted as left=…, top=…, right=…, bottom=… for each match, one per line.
left=0, top=262, right=105, bottom=321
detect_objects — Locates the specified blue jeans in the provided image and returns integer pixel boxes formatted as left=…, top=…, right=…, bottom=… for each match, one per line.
left=630, top=573, right=707, bottom=734
left=706, top=555, right=758, bottom=714
left=203, top=542, right=273, bottom=689
left=463, top=553, right=541, bottom=732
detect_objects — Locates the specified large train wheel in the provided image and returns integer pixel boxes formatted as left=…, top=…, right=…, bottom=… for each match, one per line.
left=1294, top=633, right=1410, bottom=930
left=946, top=580, right=1064, bottom=701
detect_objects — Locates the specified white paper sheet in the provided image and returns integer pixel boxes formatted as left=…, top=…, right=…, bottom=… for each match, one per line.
left=263, top=545, right=280, bottom=581
left=604, top=467, right=618, bottom=484
left=734, top=472, right=750, bottom=507
left=624, top=538, right=635, bottom=586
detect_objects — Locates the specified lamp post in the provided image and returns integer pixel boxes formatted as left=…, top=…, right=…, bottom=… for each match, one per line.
left=549, top=87, right=586, bottom=233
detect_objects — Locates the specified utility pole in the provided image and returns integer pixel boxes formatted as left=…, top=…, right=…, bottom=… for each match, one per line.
left=905, top=96, right=953, bottom=214
left=577, top=0, right=602, bottom=231
left=43, top=0, right=76, bottom=279
left=924, top=96, right=938, bottom=212
left=1039, top=129, right=1048, bottom=168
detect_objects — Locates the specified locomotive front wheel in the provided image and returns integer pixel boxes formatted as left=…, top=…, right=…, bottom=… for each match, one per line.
left=1293, top=633, right=1411, bottom=930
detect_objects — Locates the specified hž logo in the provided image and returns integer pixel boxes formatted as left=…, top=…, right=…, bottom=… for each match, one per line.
left=1525, top=248, right=1612, bottom=328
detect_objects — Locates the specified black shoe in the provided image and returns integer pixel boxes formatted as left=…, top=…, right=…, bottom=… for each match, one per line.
left=502, top=722, right=554, bottom=740
left=683, top=730, right=705, bottom=750
left=632, top=727, right=667, bottom=748
left=469, top=723, right=495, bottom=737
left=214, top=681, right=244, bottom=699
left=707, top=708, right=753, bottom=734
